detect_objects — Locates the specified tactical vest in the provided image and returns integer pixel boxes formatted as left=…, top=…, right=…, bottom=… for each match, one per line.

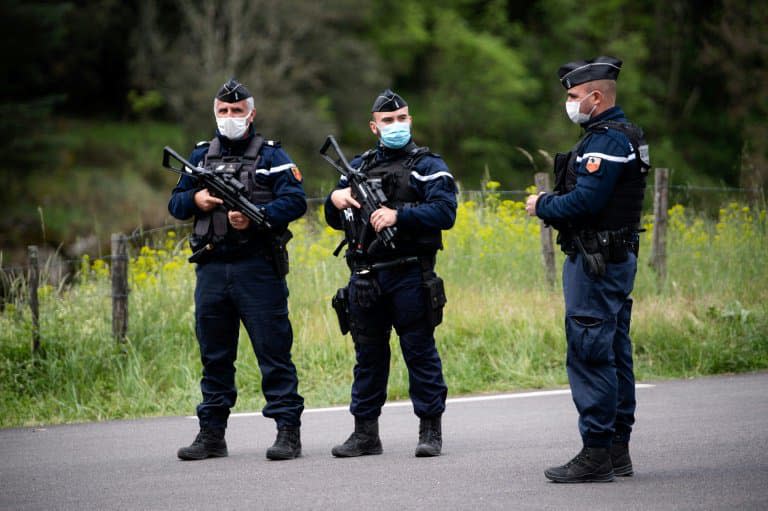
left=553, top=121, right=650, bottom=231
left=191, top=135, right=272, bottom=247
left=354, top=144, right=443, bottom=257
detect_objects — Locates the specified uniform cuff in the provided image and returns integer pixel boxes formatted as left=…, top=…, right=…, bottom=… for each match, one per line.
left=396, top=207, right=414, bottom=228
left=535, top=192, right=550, bottom=218
left=187, top=189, right=203, bottom=215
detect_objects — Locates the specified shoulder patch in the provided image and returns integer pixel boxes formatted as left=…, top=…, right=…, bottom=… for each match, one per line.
left=291, top=165, right=303, bottom=182
left=585, top=156, right=602, bottom=173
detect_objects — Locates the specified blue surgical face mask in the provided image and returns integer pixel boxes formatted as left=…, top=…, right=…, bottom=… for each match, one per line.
left=377, top=121, right=411, bottom=149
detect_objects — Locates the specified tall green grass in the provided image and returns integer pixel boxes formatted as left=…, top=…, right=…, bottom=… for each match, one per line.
left=1, top=200, right=766, bottom=428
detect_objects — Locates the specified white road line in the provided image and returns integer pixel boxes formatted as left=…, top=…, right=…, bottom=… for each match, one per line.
left=186, top=384, right=655, bottom=419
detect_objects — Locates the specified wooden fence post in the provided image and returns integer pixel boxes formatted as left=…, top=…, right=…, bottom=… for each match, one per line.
left=534, top=172, right=557, bottom=288
left=28, top=245, right=40, bottom=353
left=651, top=168, right=669, bottom=287
left=111, top=233, right=128, bottom=342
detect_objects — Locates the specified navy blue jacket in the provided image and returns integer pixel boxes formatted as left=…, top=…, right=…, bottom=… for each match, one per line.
left=536, top=106, right=638, bottom=224
left=324, top=141, right=457, bottom=234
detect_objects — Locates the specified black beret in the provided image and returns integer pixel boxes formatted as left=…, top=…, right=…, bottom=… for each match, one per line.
left=558, top=56, right=622, bottom=89
left=216, top=78, right=252, bottom=103
left=371, top=89, right=408, bottom=112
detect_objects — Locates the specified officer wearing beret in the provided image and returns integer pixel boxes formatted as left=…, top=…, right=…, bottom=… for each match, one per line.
left=525, top=57, right=650, bottom=482
left=325, top=89, right=457, bottom=457
left=170, top=79, right=307, bottom=461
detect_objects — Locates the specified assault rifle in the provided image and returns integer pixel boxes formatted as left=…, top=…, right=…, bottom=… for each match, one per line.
left=162, top=146, right=272, bottom=230
left=319, top=135, right=397, bottom=254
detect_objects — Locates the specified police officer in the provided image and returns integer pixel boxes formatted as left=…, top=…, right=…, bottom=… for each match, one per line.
left=325, top=89, right=457, bottom=457
left=525, top=57, right=650, bottom=482
left=170, top=79, right=307, bottom=461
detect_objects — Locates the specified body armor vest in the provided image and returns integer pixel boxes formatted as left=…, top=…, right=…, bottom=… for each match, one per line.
left=352, top=144, right=443, bottom=258
left=192, top=135, right=272, bottom=247
left=553, top=121, right=649, bottom=231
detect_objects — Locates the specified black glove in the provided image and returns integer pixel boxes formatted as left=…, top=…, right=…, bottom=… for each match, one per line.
left=352, top=275, right=381, bottom=309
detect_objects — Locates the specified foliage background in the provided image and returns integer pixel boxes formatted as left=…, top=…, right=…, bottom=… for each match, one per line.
left=1, top=0, right=766, bottom=261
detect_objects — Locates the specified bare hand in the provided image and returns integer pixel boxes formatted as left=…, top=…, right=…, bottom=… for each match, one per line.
left=330, top=188, right=361, bottom=210
left=370, top=206, right=397, bottom=232
left=227, top=211, right=251, bottom=230
left=194, top=189, right=224, bottom=212
left=525, top=193, right=544, bottom=216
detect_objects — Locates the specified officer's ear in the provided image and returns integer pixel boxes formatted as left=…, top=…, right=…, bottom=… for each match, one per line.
left=369, top=119, right=379, bottom=136
left=248, top=108, right=257, bottom=123
left=590, top=90, right=602, bottom=107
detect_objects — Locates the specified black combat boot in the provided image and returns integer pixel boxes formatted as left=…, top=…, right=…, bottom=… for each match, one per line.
left=610, top=442, right=633, bottom=476
left=177, top=427, right=228, bottom=460
left=331, top=418, right=383, bottom=457
left=266, top=427, right=302, bottom=460
left=415, top=416, right=442, bottom=457
left=544, top=447, right=615, bottom=483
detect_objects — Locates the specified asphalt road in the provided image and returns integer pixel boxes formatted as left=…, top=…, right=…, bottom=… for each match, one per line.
left=2, top=372, right=767, bottom=510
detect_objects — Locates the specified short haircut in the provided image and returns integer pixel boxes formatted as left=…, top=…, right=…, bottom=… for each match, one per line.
left=213, top=96, right=254, bottom=114
left=592, top=80, right=617, bottom=102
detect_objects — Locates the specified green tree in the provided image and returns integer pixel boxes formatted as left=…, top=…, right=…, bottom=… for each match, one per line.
left=702, top=0, right=768, bottom=193
left=0, top=2, right=70, bottom=248
left=131, top=0, right=387, bottom=187
left=0, top=1, right=70, bottom=167
left=369, top=0, right=541, bottom=186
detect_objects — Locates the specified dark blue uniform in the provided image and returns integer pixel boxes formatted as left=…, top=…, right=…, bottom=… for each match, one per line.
left=536, top=106, right=642, bottom=448
left=324, top=143, right=457, bottom=420
left=169, top=128, right=306, bottom=431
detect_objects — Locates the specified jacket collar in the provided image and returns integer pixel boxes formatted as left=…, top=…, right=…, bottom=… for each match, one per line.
left=582, top=106, right=625, bottom=129
left=215, top=124, right=256, bottom=153
left=375, top=139, right=418, bottom=162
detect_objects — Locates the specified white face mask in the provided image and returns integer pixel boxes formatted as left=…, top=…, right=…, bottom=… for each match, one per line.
left=216, top=112, right=251, bottom=139
left=565, top=92, right=596, bottom=124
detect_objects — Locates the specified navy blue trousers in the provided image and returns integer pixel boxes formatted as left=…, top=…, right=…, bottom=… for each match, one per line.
left=194, top=256, right=303, bottom=430
left=347, top=264, right=447, bottom=420
left=563, top=252, right=637, bottom=448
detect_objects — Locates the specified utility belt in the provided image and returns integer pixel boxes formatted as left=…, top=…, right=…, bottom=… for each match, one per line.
left=345, top=253, right=433, bottom=273
left=558, top=227, right=639, bottom=278
left=189, top=229, right=292, bottom=277
left=331, top=254, right=446, bottom=336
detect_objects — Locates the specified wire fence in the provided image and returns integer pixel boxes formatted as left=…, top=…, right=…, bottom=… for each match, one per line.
left=1, top=174, right=765, bottom=349
left=0, top=183, right=763, bottom=271
left=0, top=182, right=762, bottom=273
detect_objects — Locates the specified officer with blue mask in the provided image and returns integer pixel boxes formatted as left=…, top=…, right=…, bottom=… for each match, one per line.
left=325, top=89, right=457, bottom=457
left=526, top=57, right=650, bottom=483
left=170, top=78, right=307, bottom=461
